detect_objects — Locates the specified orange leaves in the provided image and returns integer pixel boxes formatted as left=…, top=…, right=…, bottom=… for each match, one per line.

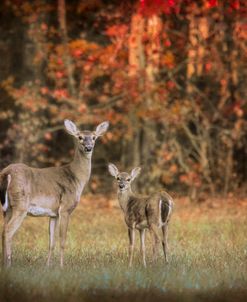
left=179, top=172, right=202, bottom=187
left=233, top=103, right=244, bottom=118
left=169, top=163, right=178, bottom=173
left=105, top=24, right=128, bottom=38
left=41, top=22, right=48, bottom=32
left=69, top=39, right=99, bottom=58
left=105, top=110, right=123, bottom=125
left=40, top=87, right=49, bottom=95
left=78, top=103, right=87, bottom=113
left=161, top=51, right=175, bottom=68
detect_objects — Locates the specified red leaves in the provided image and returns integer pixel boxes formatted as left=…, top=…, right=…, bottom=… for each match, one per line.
left=53, top=89, right=68, bottom=99
left=139, top=0, right=242, bottom=16
left=72, top=49, right=83, bottom=58
left=164, top=39, right=171, bottom=47
left=55, top=71, right=65, bottom=79
left=205, top=62, right=212, bottom=72
left=230, top=0, right=240, bottom=10
left=208, top=0, right=218, bottom=8
left=139, top=0, right=180, bottom=16
left=40, top=87, right=49, bottom=95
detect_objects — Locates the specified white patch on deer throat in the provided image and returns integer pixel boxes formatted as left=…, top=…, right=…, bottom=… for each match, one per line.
left=75, top=183, right=84, bottom=203
left=2, top=174, right=11, bottom=212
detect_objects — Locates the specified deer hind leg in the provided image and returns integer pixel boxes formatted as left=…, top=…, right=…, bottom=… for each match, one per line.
left=162, top=224, right=169, bottom=263
left=139, top=229, right=146, bottom=267
left=2, top=210, right=12, bottom=267
left=59, top=211, right=70, bottom=268
left=150, top=224, right=161, bottom=263
left=2, top=209, right=26, bottom=267
left=46, top=217, right=58, bottom=267
left=128, top=228, right=135, bottom=268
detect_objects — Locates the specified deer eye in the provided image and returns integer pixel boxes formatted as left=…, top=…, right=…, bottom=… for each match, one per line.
left=117, top=177, right=120, bottom=181
left=78, top=136, right=83, bottom=140
left=127, top=178, right=131, bottom=182
left=92, top=135, right=96, bottom=140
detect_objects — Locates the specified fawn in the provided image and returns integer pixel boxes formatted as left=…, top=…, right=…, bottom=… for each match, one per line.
left=108, top=163, right=173, bottom=267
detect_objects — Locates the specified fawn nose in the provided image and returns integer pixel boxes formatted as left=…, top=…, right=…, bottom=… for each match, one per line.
left=85, top=146, right=92, bottom=152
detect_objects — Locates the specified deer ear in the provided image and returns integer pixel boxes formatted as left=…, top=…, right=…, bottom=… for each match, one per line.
left=64, top=120, right=79, bottom=137
left=131, top=167, right=141, bottom=180
left=108, top=163, right=119, bottom=178
left=95, top=121, right=109, bottom=137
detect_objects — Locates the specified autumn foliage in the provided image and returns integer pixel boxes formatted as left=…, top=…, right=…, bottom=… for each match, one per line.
left=0, top=0, right=246, bottom=200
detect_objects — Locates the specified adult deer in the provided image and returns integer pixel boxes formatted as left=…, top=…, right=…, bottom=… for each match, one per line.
left=0, top=119, right=109, bottom=267
left=108, top=163, right=173, bottom=267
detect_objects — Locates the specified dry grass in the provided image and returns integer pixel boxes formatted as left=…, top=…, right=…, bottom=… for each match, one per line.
left=0, top=195, right=247, bottom=302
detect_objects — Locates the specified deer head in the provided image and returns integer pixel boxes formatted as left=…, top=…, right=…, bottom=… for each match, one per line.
left=108, top=163, right=141, bottom=192
left=64, top=120, right=109, bottom=156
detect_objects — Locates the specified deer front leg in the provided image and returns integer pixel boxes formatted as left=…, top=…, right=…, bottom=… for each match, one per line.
left=128, top=228, right=135, bottom=268
left=139, top=229, right=146, bottom=268
left=162, top=224, right=169, bottom=263
left=59, top=211, right=70, bottom=268
left=46, top=217, right=58, bottom=267
left=2, top=209, right=26, bottom=268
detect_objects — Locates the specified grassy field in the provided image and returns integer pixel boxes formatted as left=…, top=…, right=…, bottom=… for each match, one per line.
left=0, top=195, right=247, bottom=302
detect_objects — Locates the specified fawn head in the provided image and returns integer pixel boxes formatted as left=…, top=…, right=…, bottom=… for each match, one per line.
left=64, top=120, right=109, bottom=155
left=108, top=163, right=141, bottom=192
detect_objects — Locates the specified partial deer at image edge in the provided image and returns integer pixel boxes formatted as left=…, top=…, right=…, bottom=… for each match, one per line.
left=0, top=120, right=109, bottom=268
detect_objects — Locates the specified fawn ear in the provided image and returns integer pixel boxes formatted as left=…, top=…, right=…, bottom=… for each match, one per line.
left=131, top=167, right=141, bottom=180
left=108, top=163, right=119, bottom=178
left=64, top=120, right=79, bottom=137
left=95, top=121, right=109, bottom=137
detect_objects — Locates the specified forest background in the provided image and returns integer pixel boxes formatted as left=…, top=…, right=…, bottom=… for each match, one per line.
left=0, top=0, right=246, bottom=200
left=0, top=1, right=247, bottom=301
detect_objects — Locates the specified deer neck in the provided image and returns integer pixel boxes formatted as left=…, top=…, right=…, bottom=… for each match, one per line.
left=69, top=145, right=92, bottom=184
left=117, top=187, right=133, bottom=213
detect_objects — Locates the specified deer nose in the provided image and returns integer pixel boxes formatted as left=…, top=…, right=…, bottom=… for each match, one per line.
left=119, top=183, right=125, bottom=189
left=85, top=146, right=92, bottom=152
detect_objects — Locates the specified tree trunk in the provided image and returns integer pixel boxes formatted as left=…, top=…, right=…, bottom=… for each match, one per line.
left=58, top=0, right=76, bottom=97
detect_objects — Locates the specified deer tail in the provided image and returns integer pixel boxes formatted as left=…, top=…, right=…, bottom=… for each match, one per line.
left=0, top=173, right=11, bottom=212
left=159, top=192, right=173, bottom=226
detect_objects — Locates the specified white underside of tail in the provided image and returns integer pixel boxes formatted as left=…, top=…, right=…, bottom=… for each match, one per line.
left=159, top=198, right=172, bottom=227
left=2, top=174, right=11, bottom=212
